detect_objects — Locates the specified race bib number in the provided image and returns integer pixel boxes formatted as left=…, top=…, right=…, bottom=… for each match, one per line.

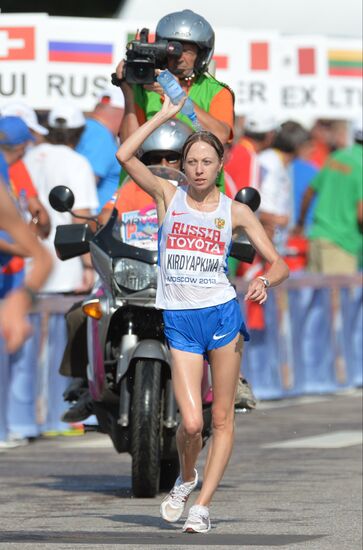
left=121, top=205, right=158, bottom=251
left=164, top=221, right=226, bottom=287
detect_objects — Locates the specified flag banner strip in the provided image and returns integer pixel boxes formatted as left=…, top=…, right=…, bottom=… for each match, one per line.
left=48, top=51, right=113, bottom=63
left=127, top=33, right=136, bottom=43
left=329, top=60, right=362, bottom=68
left=127, top=32, right=155, bottom=43
left=298, top=48, right=316, bottom=74
left=213, top=55, right=229, bottom=69
left=328, top=50, right=363, bottom=62
left=328, top=67, right=363, bottom=77
left=0, top=27, right=35, bottom=61
left=48, top=41, right=113, bottom=63
left=250, top=42, right=269, bottom=71
left=49, top=41, right=113, bottom=53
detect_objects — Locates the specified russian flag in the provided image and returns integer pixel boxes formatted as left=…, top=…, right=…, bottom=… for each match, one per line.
left=48, top=40, right=113, bottom=64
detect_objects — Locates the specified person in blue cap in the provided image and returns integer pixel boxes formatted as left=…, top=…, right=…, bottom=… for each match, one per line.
left=0, top=116, right=35, bottom=281
left=0, top=116, right=53, bottom=450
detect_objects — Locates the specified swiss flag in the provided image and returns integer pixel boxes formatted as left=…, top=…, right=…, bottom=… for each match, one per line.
left=0, top=27, right=35, bottom=61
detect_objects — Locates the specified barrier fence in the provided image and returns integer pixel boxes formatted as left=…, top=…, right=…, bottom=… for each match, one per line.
left=0, top=274, right=362, bottom=436
left=234, top=274, right=362, bottom=399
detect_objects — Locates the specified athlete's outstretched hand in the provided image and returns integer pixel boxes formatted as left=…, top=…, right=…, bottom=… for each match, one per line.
left=244, top=278, right=268, bottom=305
left=160, top=94, right=187, bottom=119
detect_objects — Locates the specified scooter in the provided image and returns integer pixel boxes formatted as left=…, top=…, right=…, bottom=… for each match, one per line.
left=49, top=167, right=260, bottom=497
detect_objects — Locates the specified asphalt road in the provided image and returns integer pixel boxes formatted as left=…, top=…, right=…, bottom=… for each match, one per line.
left=0, top=390, right=362, bottom=550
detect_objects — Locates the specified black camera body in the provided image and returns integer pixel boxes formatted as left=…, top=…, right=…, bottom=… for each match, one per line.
left=123, top=28, right=182, bottom=85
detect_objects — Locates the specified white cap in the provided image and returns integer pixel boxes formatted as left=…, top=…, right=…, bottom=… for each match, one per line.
left=0, top=101, right=48, bottom=135
left=48, top=101, right=86, bottom=129
left=97, top=84, right=125, bottom=109
left=353, top=115, right=363, bottom=141
left=244, top=112, right=278, bottom=134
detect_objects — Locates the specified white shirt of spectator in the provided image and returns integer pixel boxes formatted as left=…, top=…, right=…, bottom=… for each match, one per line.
left=257, top=148, right=292, bottom=253
left=24, top=143, right=99, bottom=293
left=257, top=148, right=291, bottom=217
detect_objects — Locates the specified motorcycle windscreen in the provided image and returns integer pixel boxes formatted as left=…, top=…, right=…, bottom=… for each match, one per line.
left=110, top=166, right=187, bottom=251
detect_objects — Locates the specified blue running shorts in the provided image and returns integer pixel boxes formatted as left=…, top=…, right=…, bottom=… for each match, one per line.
left=163, top=298, right=250, bottom=356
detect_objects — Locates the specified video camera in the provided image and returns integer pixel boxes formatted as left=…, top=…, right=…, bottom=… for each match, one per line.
left=113, top=28, right=183, bottom=85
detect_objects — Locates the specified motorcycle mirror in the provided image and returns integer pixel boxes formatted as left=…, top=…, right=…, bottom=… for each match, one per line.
left=234, top=187, right=261, bottom=212
left=49, top=186, right=75, bottom=213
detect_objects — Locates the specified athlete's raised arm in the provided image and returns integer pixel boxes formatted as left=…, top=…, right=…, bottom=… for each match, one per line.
left=116, top=96, right=186, bottom=206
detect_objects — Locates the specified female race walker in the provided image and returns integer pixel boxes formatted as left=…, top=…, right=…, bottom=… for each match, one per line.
left=116, top=96, right=289, bottom=534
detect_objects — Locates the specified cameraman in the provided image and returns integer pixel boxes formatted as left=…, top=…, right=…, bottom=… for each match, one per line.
left=116, top=9, right=234, bottom=150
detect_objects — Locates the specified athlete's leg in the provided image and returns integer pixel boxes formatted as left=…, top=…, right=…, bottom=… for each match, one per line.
left=195, top=335, right=243, bottom=506
left=170, top=348, right=204, bottom=482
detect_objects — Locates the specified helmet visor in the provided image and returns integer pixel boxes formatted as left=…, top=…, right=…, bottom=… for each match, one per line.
left=141, top=151, right=181, bottom=166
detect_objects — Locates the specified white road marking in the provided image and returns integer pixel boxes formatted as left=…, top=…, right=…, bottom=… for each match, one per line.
left=262, top=430, right=363, bottom=449
left=61, top=436, right=114, bottom=449
left=258, top=389, right=362, bottom=410
left=258, top=396, right=330, bottom=410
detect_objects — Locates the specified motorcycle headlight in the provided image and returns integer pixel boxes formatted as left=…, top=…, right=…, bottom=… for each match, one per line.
left=114, top=258, right=157, bottom=291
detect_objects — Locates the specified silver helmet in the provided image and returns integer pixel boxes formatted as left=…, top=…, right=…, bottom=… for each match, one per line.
left=139, top=119, right=193, bottom=158
left=155, top=9, right=215, bottom=74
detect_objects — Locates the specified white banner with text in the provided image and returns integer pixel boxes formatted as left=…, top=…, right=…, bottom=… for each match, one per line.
left=0, top=13, right=362, bottom=122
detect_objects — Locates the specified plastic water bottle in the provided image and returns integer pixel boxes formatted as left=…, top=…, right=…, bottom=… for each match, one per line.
left=157, top=70, right=202, bottom=130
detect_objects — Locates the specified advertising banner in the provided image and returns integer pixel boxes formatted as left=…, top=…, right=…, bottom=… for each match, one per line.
left=213, top=29, right=280, bottom=116
left=0, top=14, right=48, bottom=107
left=0, top=13, right=362, bottom=121
left=325, top=38, right=363, bottom=118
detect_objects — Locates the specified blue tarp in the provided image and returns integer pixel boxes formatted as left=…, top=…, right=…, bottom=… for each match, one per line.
left=241, top=286, right=362, bottom=399
left=0, top=286, right=362, bottom=437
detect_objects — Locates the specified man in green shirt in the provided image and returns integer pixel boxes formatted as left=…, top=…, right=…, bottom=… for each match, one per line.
left=296, top=119, right=363, bottom=274
left=115, top=10, right=235, bottom=192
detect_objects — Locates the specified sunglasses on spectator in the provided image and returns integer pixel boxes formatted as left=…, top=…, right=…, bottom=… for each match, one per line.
left=142, top=151, right=181, bottom=165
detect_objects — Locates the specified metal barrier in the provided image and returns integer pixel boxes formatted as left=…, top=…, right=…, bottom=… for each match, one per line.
left=0, top=274, right=362, bottom=436
left=235, top=273, right=363, bottom=399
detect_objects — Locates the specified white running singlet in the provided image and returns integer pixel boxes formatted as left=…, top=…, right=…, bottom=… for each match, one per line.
left=156, top=185, right=236, bottom=310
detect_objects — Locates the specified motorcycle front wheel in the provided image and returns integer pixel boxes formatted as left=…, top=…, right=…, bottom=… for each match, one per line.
left=159, top=458, right=179, bottom=491
left=131, top=359, right=161, bottom=497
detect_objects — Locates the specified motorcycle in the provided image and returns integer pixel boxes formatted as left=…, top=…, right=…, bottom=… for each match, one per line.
left=49, top=167, right=260, bottom=497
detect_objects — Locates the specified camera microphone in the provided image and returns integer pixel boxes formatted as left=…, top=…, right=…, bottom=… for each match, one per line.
left=111, top=72, right=123, bottom=87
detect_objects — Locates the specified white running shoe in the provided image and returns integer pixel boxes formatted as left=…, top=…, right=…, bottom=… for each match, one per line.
left=160, top=469, right=198, bottom=523
left=183, top=504, right=211, bottom=533
left=0, top=438, right=28, bottom=451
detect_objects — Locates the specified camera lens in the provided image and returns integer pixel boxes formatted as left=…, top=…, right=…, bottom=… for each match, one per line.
left=125, top=59, right=156, bottom=84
